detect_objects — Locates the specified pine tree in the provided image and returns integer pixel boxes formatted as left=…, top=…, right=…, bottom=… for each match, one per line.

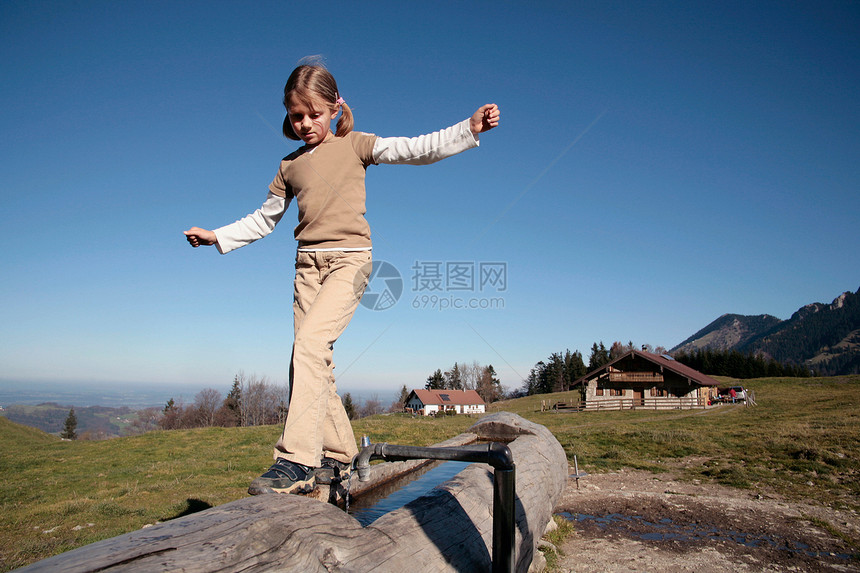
left=425, top=369, right=444, bottom=390
left=221, top=377, right=242, bottom=427
left=521, top=349, right=587, bottom=396
left=342, top=393, right=356, bottom=420
left=61, top=408, right=77, bottom=440
left=522, top=364, right=541, bottom=396
left=588, top=341, right=610, bottom=371
left=546, top=353, right=566, bottom=393
left=398, top=384, right=410, bottom=406
left=564, top=349, right=586, bottom=385
left=444, top=363, right=463, bottom=390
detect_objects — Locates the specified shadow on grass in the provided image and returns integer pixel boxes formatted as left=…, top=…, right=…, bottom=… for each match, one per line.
left=167, top=498, right=213, bottom=520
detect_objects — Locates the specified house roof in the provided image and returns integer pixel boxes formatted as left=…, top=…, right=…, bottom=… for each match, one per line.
left=409, top=389, right=486, bottom=406
left=574, top=350, right=720, bottom=387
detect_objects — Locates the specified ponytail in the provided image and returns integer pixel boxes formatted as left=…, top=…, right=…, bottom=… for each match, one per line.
left=336, top=101, right=354, bottom=137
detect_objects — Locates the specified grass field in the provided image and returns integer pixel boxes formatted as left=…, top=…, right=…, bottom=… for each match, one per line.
left=1, top=375, right=858, bottom=571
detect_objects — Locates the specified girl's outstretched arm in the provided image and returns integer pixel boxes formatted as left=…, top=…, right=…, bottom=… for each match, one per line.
left=470, top=104, right=500, bottom=134
left=373, top=105, right=500, bottom=166
left=184, top=227, right=217, bottom=248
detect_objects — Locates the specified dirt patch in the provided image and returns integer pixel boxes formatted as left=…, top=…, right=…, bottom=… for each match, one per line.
left=552, top=468, right=859, bottom=572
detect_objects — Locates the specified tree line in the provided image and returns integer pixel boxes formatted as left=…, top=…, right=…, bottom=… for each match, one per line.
left=158, top=372, right=289, bottom=430
left=517, top=341, right=669, bottom=397
left=515, top=339, right=816, bottom=399
left=155, top=372, right=410, bottom=431
left=672, top=348, right=813, bottom=378
left=423, top=361, right=505, bottom=404
left=415, top=343, right=672, bottom=401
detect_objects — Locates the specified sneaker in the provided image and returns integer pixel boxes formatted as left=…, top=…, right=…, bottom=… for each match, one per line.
left=315, top=457, right=352, bottom=485
left=248, top=458, right=315, bottom=495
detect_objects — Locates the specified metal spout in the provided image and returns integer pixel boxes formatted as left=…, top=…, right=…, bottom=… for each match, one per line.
left=351, top=441, right=515, bottom=572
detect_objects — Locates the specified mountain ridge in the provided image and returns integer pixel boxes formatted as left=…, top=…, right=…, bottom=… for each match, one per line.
left=671, top=287, right=860, bottom=375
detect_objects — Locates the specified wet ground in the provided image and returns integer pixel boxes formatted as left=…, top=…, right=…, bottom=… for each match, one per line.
left=553, top=469, right=859, bottom=572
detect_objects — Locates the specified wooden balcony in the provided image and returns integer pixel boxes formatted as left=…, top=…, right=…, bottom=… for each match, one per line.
left=608, top=372, right=663, bottom=383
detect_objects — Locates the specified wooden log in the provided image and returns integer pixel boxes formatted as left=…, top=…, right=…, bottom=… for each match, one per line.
left=17, top=412, right=567, bottom=573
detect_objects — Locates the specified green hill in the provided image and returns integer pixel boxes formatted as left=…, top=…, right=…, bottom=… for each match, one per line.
left=0, top=416, right=58, bottom=446
left=2, top=377, right=859, bottom=571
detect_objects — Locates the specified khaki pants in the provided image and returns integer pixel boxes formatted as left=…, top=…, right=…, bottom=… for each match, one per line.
left=274, top=250, right=371, bottom=467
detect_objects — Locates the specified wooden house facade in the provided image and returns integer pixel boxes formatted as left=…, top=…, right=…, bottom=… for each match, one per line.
left=573, top=350, right=720, bottom=410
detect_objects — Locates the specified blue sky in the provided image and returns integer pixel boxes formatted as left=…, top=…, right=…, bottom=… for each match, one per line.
left=2, top=1, right=858, bottom=401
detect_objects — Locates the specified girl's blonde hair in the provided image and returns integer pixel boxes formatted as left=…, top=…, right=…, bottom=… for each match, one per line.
left=281, top=63, right=354, bottom=140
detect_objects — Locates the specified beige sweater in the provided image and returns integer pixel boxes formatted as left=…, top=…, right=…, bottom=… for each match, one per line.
left=269, top=131, right=377, bottom=250
left=214, top=119, right=479, bottom=253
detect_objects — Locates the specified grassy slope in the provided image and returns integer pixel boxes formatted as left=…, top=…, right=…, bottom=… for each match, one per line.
left=0, top=417, right=58, bottom=445
left=2, top=376, right=858, bottom=571
left=493, top=378, right=860, bottom=499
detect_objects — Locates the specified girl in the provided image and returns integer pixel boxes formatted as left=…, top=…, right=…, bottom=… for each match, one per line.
left=185, top=62, right=500, bottom=495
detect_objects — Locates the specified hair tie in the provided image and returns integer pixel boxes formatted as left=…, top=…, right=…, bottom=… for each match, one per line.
left=336, top=97, right=345, bottom=106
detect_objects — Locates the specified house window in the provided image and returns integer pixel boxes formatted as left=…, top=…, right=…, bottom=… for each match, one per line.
left=609, top=388, right=623, bottom=397
left=440, top=394, right=451, bottom=402
left=651, top=388, right=667, bottom=397
left=596, top=387, right=604, bottom=396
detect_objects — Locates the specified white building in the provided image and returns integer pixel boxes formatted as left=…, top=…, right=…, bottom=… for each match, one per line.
left=405, top=389, right=486, bottom=416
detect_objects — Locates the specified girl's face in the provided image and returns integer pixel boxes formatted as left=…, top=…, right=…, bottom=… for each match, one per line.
left=287, top=94, right=339, bottom=146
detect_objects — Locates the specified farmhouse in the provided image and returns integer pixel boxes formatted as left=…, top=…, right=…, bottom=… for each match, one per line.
left=573, top=350, right=720, bottom=410
left=405, top=389, right=486, bottom=416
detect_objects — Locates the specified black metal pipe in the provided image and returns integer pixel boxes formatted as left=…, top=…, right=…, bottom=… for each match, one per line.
left=353, top=441, right=515, bottom=572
